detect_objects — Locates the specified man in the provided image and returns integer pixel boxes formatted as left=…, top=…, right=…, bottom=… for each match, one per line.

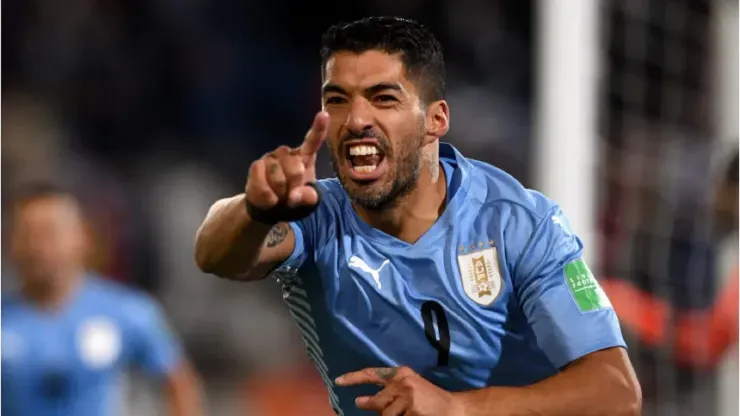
left=2, top=184, right=202, bottom=416
left=195, top=17, right=641, bottom=416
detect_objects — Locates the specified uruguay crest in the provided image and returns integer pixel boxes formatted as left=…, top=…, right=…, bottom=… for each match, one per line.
left=457, top=247, right=502, bottom=306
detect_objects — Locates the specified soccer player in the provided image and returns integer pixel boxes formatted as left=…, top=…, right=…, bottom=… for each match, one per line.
left=195, top=17, right=641, bottom=416
left=2, top=184, right=202, bottom=416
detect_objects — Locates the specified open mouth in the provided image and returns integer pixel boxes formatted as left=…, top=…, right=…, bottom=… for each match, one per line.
left=348, top=144, right=385, bottom=172
left=344, top=141, right=387, bottom=180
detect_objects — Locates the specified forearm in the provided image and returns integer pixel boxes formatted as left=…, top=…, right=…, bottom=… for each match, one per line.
left=167, top=389, right=202, bottom=416
left=458, top=351, right=641, bottom=416
left=166, top=363, right=204, bottom=416
left=194, top=194, right=272, bottom=278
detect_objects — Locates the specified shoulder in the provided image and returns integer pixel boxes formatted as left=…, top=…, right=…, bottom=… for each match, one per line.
left=458, top=156, right=571, bottom=268
left=1, top=291, right=22, bottom=307
left=85, top=277, right=161, bottom=319
left=466, top=158, right=558, bottom=223
left=85, top=276, right=141, bottom=300
left=1, top=292, right=25, bottom=319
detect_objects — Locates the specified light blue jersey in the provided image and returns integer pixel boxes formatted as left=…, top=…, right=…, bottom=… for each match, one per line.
left=2, top=277, right=181, bottom=416
left=276, top=143, right=626, bottom=416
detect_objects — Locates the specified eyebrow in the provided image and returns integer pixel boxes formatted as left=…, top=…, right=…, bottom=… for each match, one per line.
left=322, top=82, right=404, bottom=96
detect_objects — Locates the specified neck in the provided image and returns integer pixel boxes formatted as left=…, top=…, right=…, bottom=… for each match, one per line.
left=22, top=270, right=83, bottom=311
left=356, top=148, right=447, bottom=244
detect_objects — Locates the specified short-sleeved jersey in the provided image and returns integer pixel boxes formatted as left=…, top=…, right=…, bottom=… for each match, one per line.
left=1, top=277, right=182, bottom=416
left=275, top=143, right=626, bottom=416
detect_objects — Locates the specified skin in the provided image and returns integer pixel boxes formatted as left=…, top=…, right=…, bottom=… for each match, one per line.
left=10, top=195, right=88, bottom=308
left=10, top=195, right=203, bottom=416
left=321, top=50, right=451, bottom=243
left=324, top=51, right=424, bottom=209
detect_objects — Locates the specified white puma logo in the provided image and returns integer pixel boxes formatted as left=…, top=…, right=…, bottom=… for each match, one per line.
left=349, top=256, right=390, bottom=289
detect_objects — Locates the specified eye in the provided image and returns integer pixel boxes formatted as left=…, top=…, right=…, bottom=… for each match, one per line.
left=325, top=96, right=346, bottom=105
left=375, top=95, right=398, bottom=103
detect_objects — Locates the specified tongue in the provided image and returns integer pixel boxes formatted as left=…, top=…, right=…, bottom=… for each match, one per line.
left=352, top=154, right=381, bottom=167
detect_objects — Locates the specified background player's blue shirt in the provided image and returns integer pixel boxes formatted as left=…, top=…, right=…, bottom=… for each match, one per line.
left=1, top=277, right=182, bottom=416
left=275, top=143, right=626, bottom=416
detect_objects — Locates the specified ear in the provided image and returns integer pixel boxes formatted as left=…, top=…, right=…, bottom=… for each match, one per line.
left=424, top=100, right=450, bottom=145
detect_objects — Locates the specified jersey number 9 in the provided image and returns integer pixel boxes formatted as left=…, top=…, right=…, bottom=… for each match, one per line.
left=421, top=301, right=451, bottom=366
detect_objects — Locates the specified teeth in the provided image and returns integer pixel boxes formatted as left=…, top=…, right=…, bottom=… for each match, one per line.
left=353, top=165, right=377, bottom=173
left=348, top=145, right=379, bottom=156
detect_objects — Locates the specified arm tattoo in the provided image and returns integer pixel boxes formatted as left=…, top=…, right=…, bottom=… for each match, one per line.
left=265, top=223, right=289, bottom=248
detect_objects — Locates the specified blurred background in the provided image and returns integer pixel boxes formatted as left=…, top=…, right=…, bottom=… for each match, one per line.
left=2, top=0, right=737, bottom=415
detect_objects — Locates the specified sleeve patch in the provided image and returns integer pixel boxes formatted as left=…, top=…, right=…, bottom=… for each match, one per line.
left=564, top=259, right=612, bottom=313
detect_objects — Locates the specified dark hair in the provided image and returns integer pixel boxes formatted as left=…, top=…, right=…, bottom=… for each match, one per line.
left=320, top=16, right=446, bottom=102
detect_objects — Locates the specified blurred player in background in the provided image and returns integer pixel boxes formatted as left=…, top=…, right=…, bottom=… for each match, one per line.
left=2, top=184, right=203, bottom=416
left=196, top=17, right=641, bottom=416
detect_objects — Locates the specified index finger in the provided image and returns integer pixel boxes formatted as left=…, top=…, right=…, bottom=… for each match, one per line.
left=335, top=367, right=398, bottom=387
left=300, top=111, right=329, bottom=156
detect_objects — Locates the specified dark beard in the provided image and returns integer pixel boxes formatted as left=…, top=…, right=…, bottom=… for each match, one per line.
left=330, top=120, right=426, bottom=212
left=354, top=165, right=419, bottom=211
left=329, top=150, right=422, bottom=212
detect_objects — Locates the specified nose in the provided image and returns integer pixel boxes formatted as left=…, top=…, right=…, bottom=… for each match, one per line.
left=344, top=97, right=374, bottom=134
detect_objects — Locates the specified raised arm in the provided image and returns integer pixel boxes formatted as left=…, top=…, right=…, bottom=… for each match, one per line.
left=194, top=112, right=329, bottom=280
left=194, top=196, right=295, bottom=280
